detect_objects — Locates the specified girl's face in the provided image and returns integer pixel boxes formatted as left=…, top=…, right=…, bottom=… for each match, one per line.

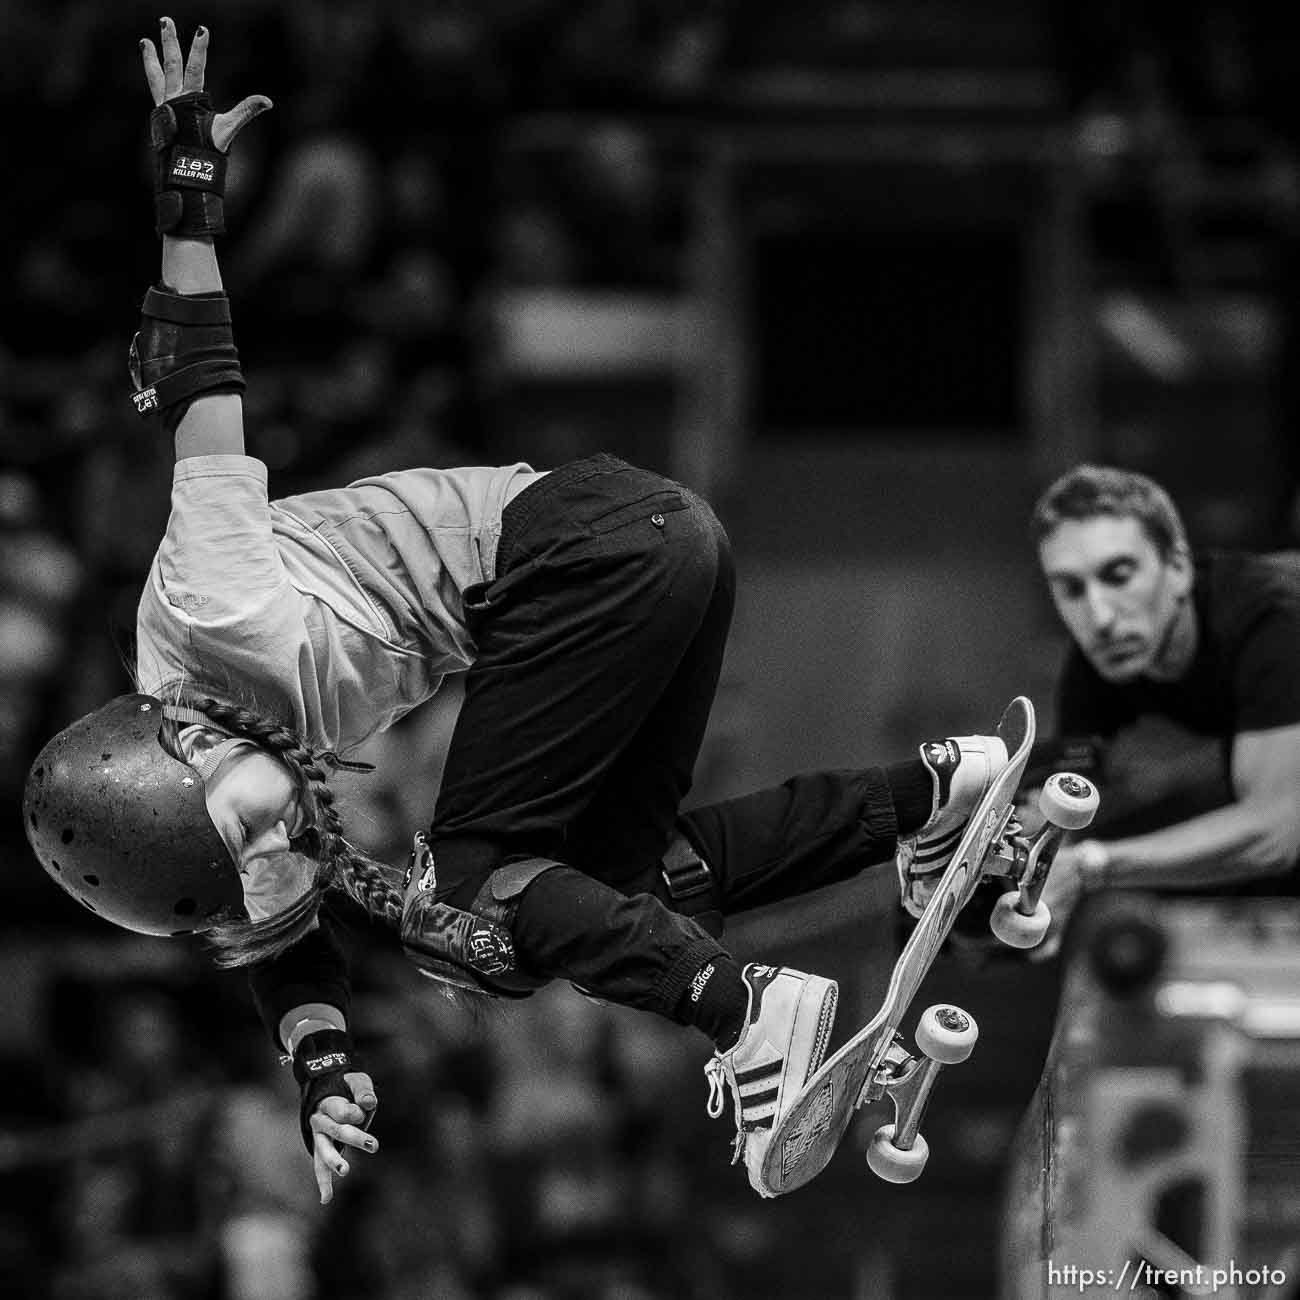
left=182, top=730, right=315, bottom=920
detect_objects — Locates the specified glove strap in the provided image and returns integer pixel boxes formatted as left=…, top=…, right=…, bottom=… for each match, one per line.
left=291, top=1028, right=356, bottom=1086
left=150, top=92, right=228, bottom=238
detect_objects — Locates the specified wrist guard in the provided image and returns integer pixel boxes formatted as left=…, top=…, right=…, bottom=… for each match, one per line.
left=130, top=285, right=244, bottom=427
left=150, top=92, right=228, bottom=238
left=292, top=1028, right=361, bottom=1154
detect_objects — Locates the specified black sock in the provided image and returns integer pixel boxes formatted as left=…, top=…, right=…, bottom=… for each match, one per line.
left=885, top=757, right=937, bottom=837
left=677, top=954, right=749, bottom=1051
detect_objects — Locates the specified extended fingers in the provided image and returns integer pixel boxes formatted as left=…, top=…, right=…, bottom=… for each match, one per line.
left=313, top=1135, right=346, bottom=1204
left=310, top=1109, right=378, bottom=1206
left=305, top=1084, right=379, bottom=1207
left=311, top=1100, right=379, bottom=1154
left=184, top=24, right=208, bottom=93
left=139, top=38, right=165, bottom=106
left=159, top=16, right=183, bottom=95
left=141, top=18, right=209, bottom=106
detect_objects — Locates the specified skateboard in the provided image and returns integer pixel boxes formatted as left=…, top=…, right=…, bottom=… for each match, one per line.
left=759, top=695, right=1100, bottom=1196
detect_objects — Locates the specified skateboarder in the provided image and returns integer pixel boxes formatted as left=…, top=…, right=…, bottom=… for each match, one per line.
left=23, top=19, right=1012, bottom=1203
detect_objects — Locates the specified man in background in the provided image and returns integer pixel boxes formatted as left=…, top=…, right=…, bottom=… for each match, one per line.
left=1029, top=464, right=1300, bottom=944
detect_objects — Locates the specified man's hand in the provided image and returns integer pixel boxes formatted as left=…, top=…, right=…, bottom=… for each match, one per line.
left=1030, top=842, right=1086, bottom=963
left=308, top=1072, right=380, bottom=1206
left=139, top=18, right=271, bottom=237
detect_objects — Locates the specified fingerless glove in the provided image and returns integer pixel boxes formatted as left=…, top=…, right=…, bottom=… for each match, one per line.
left=291, top=1028, right=361, bottom=1154
left=149, top=91, right=229, bottom=238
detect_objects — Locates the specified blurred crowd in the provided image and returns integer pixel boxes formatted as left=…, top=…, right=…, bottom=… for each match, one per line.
left=0, top=925, right=885, bottom=1300
left=4, top=0, right=1299, bottom=1297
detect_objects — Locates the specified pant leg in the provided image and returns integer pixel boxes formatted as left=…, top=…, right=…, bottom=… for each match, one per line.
left=426, top=455, right=735, bottom=1018
left=509, top=866, right=726, bottom=1016
left=678, top=768, right=901, bottom=916
left=504, top=766, right=902, bottom=1014
left=562, top=500, right=735, bottom=890
left=505, top=505, right=735, bottom=1015
left=430, top=454, right=729, bottom=882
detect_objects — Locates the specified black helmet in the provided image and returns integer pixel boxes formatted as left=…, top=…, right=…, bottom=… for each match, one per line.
left=22, top=694, right=244, bottom=935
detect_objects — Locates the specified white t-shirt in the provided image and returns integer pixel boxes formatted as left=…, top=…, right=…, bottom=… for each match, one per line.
left=136, top=454, right=542, bottom=754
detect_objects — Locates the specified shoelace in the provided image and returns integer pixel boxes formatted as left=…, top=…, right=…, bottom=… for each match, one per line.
left=704, top=1056, right=727, bottom=1119
left=703, top=1056, right=747, bottom=1164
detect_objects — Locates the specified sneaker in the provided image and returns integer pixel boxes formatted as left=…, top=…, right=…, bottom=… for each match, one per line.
left=703, top=963, right=838, bottom=1197
left=895, top=734, right=1009, bottom=919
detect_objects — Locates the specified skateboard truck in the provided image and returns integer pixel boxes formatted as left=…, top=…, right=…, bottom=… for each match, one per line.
left=863, top=1004, right=980, bottom=1183
left=991, top=772, right=1100, bottom=949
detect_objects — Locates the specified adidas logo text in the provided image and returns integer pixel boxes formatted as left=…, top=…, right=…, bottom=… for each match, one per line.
left=690, top=962, right=715, bottom=1002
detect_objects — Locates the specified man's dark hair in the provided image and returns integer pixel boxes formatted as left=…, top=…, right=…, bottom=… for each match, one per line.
left=1030, top=464, right=1188, bottom=560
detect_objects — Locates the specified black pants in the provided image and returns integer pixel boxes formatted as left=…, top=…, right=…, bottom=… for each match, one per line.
left=430, top=455, right=900, bottom=1019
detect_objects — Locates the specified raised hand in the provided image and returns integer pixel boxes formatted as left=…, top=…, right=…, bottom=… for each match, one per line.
left=138, top=18, right=271, bottom=238
left=139, top=17, right=270, bottom=152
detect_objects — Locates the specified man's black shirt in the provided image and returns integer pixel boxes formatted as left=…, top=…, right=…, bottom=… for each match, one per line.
left=1058, top=550, right=1300, bottom=745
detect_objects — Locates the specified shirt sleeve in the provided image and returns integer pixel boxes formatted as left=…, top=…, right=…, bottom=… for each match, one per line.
left=157, top=454, right=298, bottom=614
left=136, top=455, right=310, bottom=723
left=247, top=910, right=353, bottom=1050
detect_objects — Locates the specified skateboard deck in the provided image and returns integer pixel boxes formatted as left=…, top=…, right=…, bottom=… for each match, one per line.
left=760, top=695, right=1037, bottom=1196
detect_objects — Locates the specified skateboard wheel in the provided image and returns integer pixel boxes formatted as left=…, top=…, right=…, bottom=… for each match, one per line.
left=1038, top=773, right=1099, bottom=831
left=866, top=1124, right=930, bottom=1183
left=990, top=892, right=1051, bottom=948
left=915, top=1003, right=979, bottom=1063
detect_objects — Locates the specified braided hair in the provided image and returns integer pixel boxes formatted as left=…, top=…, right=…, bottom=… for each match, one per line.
left=159, top=689, right=406, bottom=968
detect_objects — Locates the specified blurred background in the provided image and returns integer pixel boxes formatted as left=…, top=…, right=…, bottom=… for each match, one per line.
left=3, top=0, right=1299, bottom=1296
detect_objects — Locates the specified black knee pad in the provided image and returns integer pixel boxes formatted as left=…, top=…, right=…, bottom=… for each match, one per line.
left=400, top=834, right=555, bottom=999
